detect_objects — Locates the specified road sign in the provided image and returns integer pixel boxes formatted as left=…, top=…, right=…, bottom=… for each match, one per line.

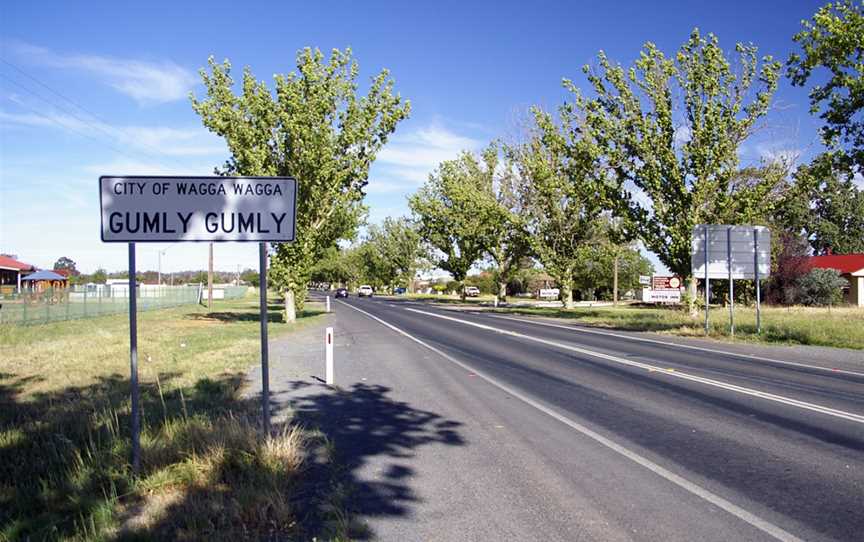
left=101, top=175, right=297, bottom=472
left=691, top=225, right=770, bottom=337
left=100, top=176, right=297, bottom=242
left=639, top=275, right=651, bottom=286
left=643, top=289, right=682, bottom=303
left=691, top=225, right=771, bottom=279
left=652, top=276, right=682, bottom=290
left=538, top=288, right=560, bottom=299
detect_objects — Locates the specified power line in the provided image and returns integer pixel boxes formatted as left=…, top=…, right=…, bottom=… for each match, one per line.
left=0, top=57, right=191, bottom=169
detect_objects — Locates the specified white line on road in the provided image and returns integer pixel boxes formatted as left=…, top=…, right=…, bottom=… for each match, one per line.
left=405, top=308, right=864, bottom=425
left=485, top=313, right=864, bottom=378
left=337, top=300, right=803, bottom=542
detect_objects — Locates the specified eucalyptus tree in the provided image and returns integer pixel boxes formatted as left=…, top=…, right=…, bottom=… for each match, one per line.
left=191, top=48, right=410, bottom=321
left=409, top=150, right=499, bottom=298
left=509, top=109, right=607, bottom=309
left=573, top=29, right=782, bottom=311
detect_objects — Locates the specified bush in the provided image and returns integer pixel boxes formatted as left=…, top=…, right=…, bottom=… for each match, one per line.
left=795, top=268, right=848, bottom=306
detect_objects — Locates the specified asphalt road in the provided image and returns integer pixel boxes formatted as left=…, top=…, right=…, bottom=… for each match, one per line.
left=304, top=293, right=863, bottom=541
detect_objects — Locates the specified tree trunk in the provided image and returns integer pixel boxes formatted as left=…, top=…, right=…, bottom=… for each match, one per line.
left=561, top=281, right=574, bottom=309
left=498, top=281, right=507, bottom=304
left=688, top=276, right=698, bottom=317
left=284, top=289, right=297, bottom=323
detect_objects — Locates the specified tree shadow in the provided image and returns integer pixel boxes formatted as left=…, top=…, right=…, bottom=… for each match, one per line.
left=1, top=371, right=463, bottom=540
left=281, top=381, right=465, bottom=539
left=184, top=306, right=325, bottom=323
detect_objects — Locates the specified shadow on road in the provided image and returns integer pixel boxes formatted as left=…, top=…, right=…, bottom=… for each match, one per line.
left=285, top=381, right=466, bottom=539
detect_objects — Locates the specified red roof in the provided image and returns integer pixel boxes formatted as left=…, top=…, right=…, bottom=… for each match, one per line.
left=807, top=254, right=864, bottom=274
left=0, top=255, right=35, bottom=271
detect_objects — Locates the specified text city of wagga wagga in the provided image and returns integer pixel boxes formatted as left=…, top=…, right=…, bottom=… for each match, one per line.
left=107, top=180, right=290, bottom=235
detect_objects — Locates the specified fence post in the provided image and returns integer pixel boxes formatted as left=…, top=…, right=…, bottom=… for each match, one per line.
left=66, top=289, right=71, bottom=320
left=45, top=288, right=51, bottom=323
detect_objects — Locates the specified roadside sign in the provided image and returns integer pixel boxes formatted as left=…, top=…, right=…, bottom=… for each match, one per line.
left=652, top=276, right=682, bottom=290
left=691, top=225, right=771, bottom=279
left=100, top=176, right=297, bottom=242
left=639, top=275, right=651, bottom=286
left=642, top=289, right=682, bottom=303
left=101, top=174, right=297, bottom=472
left=538, top=288, right=560, bottom=299
left=691, top=225, right=771, bottom=337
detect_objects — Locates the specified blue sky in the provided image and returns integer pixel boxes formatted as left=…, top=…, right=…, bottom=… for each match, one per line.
left=0, top=0, right=832, bottom=274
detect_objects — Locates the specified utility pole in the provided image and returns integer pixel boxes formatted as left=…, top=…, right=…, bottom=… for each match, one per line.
left=208, top=242, right=214, bottom=310
left=613, top=252, right=619, bottom=306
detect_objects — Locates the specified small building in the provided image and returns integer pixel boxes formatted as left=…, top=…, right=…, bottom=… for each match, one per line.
left=807, top=254, right=864, bottom=307
left=20, top=270, right=69, bottom=292
left=0, top=255, right=36, bottom=292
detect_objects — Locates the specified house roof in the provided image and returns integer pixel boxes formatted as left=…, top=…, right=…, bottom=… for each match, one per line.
left=0, top=255, right=35, bottom=271
left=21, top=270, right=67, bottom=282
left=808, top=254, right=864, bottom=276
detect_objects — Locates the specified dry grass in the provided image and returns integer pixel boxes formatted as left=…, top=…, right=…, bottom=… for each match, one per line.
left=0, top=295, right=340, bottom=541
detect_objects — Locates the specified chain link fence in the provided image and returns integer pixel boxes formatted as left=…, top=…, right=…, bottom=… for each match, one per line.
left=0, top=285, right=208, bottom=326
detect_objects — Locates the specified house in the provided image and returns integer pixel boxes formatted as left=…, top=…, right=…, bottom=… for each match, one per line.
left=807, top=254, right=864, bottom=307
left=0, top=255, right=36, bottom=292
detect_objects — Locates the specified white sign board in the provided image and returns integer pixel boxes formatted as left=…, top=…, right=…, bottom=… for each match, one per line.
left=100, top=176, right=297, bottom=242
left=538, top=288, right=560, bottom=299
left=642, top=289, right=682, bottom=303
left=639, top=275, right=651, bottom=286
left=691, top=225, right=771, bottom=279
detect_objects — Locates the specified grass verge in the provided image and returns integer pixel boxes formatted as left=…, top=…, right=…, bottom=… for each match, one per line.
left=486, top=304, right=864, bottom=350
left=0, top=295, right=344, bottom=541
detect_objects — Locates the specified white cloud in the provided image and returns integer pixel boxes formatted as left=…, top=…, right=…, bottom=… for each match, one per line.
left=8, top=41, right=197, bottom=104
left=755, top=143, right=800, bottom=166
left=0, top=108, right=225, bottom=157
left=369, top=123, right=482, bottom=195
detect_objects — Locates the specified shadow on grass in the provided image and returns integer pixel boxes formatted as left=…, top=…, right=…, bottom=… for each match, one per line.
left=185, top=306, right=325, bottom=324
left=0, top=370, right=463, bottom=540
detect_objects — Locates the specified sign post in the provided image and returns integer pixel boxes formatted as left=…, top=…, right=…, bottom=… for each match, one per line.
left=258, top=242, right=270, bottom=435
left=727, top=226, right=734, bottom=337
left=128, top=242, right=140, bottom=473
left=704, top=225, right=710, bottom=334
left=101, top=175, right=297, bottom=464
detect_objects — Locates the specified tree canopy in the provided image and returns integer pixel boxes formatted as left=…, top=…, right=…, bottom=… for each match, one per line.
left=191, top=48, right=410, bottom=320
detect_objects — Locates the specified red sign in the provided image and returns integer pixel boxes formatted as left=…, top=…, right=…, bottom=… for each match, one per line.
left=652, top=276, right=683, bottom=290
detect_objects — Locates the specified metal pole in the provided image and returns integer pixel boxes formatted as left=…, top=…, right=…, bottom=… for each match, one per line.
left=128, top=243, right=140, bottom=474
left=704, top=225, right=710, bottom=334
left=754, top=228, right=761, bottom=334
left=208, top=243, right=214, bottom=310
left=258, top=242, right=270, bottom=435
left=728, top=227, right=734, bottom=337
left=613, top=253, right=619, bottom=306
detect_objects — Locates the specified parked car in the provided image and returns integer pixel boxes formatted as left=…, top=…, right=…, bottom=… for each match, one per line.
left=394, top=287, right=407, bottom=295
left=464, top=286, right=481, bottom=297
left=335, top=287, right=349, bottom=298
left=358, top=285, right=374, bottom=298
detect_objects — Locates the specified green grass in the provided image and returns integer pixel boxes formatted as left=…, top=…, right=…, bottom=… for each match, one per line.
left=487, top=304, right=864, bottom=351
left=0, top=295, right=343, bottom=541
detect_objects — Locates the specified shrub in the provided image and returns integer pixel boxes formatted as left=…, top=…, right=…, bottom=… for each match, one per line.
left=795, top=268, right=848, bottom=306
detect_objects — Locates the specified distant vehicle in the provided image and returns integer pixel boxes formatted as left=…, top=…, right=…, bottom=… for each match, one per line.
left=464, top=286, right=480, bottom=297
left=335, top=287, right=349, bottom=298
left=394, top=287, right=407, bottom=295
left=358, top=285, right=374, bottom=298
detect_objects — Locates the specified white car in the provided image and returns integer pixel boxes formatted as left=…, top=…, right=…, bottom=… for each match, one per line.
left=358, top=285, right=374, bottom=298
left=464, top=286, right=481, bottom=297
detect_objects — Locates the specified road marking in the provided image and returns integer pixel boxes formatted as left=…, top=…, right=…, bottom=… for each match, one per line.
left=404, top=308, right=864, bottom=425
left=337, top=300, right=803, bottom=542
left=485, top=313, right=864, bottom=378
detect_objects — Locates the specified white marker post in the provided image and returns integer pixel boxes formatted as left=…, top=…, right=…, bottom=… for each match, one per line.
left=325, top=327, right=334, bottom=385
left=326, top=295, right=331, bottom=313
